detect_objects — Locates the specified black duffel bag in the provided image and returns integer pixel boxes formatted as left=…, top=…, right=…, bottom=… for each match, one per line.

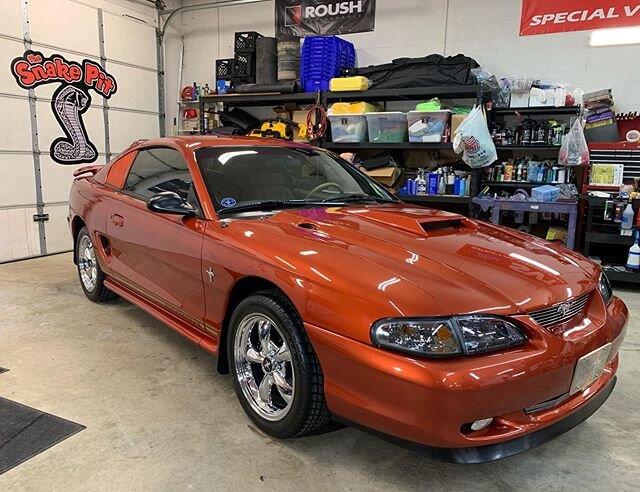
left=354, top=54, right=479, bottom=89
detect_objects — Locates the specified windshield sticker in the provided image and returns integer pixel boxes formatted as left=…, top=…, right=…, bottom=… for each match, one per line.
left=221, top=197, right=237, bottom=208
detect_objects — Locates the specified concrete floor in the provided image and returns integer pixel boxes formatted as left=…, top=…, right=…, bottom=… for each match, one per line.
left=0, top=253, right=639, bottom=491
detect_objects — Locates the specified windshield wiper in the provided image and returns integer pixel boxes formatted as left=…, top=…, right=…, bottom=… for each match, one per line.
left=320, top=193, right=398, bottom=204
left=218, top=200, right=329, bottom=215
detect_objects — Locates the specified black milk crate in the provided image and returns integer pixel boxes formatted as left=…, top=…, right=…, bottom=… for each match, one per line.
left=234, top=31, right=263, bottom=53
left=215, top=58, right=234, bottom=79
left=233, top=53, right=255, bottom=77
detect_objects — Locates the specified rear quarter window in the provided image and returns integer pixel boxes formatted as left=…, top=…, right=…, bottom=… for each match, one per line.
left=104, top=151, right=137, bottom=189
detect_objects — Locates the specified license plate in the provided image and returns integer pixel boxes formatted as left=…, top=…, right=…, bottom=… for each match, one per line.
left=570, top=343, right=612, bottom=395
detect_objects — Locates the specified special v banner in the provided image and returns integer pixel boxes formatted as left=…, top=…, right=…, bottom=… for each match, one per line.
left=520, top=1, right=640, bottom=36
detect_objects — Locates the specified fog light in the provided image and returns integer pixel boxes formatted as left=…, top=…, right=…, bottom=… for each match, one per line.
left=470, top=418, right=493, bottom=431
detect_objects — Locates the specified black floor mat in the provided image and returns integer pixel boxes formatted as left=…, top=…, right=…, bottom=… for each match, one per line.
left=0, top=368, right=8, bottom=375
left=0, top=397, right=85, bottom=475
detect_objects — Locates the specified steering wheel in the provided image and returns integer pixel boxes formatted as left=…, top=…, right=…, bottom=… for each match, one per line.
left=305, top=182, right=344, bottom=200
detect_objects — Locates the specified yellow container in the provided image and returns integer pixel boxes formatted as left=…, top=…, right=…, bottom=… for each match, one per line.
left=330, top=76, right=370, bottom=92
left=329, top=102, right=380, bottom=115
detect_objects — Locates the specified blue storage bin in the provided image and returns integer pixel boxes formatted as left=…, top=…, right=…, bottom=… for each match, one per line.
left=531, top=185, right=560, bottom=202
left=300, top=36, right=356, bottom=93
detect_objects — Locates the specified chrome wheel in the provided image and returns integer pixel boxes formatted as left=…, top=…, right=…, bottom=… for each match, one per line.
left=78, top=234, right=97, bottom=293
left=233, top=314, right=295, bottom=421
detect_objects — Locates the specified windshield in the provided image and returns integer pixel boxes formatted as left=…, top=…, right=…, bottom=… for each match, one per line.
left=194, top=146, right=397, bottom=213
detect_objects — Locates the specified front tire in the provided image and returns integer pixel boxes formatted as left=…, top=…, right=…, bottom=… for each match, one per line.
left=76, top=226, right=115, bottom=303
left=228, top=290, right=331, bottom=438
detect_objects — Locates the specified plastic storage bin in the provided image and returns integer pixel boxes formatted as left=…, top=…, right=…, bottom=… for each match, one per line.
left=366, top=112, right=408, bottom=143
left=531, top=185, right=560, bottom=202
left=328, top=114, right=368, bottom=143
left=300, top=36, right=356, bottom=92
left=407, top=110, right=451, bottom=143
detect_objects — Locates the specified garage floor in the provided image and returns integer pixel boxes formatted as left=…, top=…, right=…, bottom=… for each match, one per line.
left=1, top=253, right=639, bottom=491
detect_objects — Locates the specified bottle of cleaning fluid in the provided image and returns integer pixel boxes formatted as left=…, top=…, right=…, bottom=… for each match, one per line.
left=416, top=169, right=427, bottom=195
left=627, top=231, right=640, bottom=270
left=622, top=202, right=635, bottom=230
left=620, top=202, right=633, bottom=230
left=428, top=172, right=438, bottom=195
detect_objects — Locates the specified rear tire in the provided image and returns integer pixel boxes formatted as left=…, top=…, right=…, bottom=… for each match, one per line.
left=228, top=289, right=331, bottom=438
left=76, top=226, right=115, bottom=303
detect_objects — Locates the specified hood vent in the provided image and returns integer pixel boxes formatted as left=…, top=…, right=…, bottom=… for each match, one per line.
left=297, top=222, right=317, bottom=230
left=420, top=219, right=464, bottom=233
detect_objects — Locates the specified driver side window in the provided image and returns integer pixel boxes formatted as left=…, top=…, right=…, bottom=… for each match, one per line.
left=124, top=148, right=196, bottom=206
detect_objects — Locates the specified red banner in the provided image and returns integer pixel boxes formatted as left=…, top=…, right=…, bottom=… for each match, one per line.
left=520, top=1, right=640, bottom=36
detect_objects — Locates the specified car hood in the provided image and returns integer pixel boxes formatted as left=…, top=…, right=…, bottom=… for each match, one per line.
left=231, top=203, right=599, bottom=317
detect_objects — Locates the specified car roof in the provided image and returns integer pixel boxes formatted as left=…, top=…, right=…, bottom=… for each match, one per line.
left=127, top=135, right=318, bottom=153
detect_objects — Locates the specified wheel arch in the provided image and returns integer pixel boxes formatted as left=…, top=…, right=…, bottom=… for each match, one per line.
left=71, top=216, right=86, bottom=265
left=217, top=275, right=298, bottom=374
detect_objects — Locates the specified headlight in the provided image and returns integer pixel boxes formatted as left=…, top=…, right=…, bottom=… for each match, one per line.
left=598, top=272, right=613, bottom=305
left=371, top=316, right=526, bottom=358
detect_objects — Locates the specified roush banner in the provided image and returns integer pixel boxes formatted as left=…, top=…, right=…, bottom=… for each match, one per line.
left=276, top=0, right=376, bottom=38
left=520, top=1, right=640, bottom=36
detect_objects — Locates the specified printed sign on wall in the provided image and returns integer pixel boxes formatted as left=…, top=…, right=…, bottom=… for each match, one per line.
left=276, top=0, right=376, bottom=38
left=521, top=0, right=640, bottom=36
left=10, top=50, right=117, bottom=165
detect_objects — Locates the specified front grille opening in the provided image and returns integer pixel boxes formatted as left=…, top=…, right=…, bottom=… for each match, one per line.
left=528, top=292, right=591, bottom=329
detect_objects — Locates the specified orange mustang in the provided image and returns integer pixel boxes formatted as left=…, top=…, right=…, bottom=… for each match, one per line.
left=68, top=136, right=627, bottom=463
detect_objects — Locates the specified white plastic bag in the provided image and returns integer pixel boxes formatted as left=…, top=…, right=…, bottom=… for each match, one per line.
left=559, top=118, right=589, bottom=166
left=453, top=106, right=497, bottom=168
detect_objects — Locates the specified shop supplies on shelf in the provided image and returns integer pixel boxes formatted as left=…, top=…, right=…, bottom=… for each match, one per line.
left=559, top=118, right=589, bottom=166
left=484, top=158, right=572, bottom=184
left=453, top=105, right=497, bottom=168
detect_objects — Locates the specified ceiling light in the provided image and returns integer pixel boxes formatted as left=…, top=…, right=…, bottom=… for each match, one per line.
left=590, top=26, right=640, bottom=46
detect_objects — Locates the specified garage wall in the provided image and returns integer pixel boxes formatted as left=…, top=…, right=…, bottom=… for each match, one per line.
left=0, top=0, right=160, bottom=262
left=165, top=0, right=640, bottom=134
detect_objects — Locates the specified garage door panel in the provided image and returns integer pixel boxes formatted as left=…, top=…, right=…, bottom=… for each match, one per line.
left=36, top=101, right=105, bottom=156
left=0, top=38, right=27, bottom=96
left=107, top=64, right=158, bottom=113
left=0, top=1, right=23, bottom=39
left=0, top=154, right=36, bottom=208
left=44, top=204, right=72, bottom=254
left=28, top=0, right=99, bottom=57
left=0, top=207, right=40, bottom=262
left=0, top=98, right=33, bottom=152
left=108, top=111, right=158, bottom=154
left=103, top=12, right=156, bottom=70
left=39, top=155, right=84, bottom=204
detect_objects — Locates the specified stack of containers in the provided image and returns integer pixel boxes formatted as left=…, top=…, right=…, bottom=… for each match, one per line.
left=216, top=31, right=262, bottom=88
left=328, top=102, right=379, bottom=143
left=300, top=36, right=356, bottom=93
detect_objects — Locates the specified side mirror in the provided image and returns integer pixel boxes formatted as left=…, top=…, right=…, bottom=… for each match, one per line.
left=147, top=191, right=196, bottom=216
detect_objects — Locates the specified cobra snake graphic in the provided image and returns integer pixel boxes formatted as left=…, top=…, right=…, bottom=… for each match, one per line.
left=52, top=85, right=97, bottom=163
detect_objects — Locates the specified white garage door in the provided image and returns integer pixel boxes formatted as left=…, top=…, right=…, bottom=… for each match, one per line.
left=0, top=0, right=160, bottom=262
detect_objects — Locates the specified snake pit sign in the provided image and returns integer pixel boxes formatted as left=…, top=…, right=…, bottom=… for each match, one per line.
left=10, top=50, right=117, bottom=165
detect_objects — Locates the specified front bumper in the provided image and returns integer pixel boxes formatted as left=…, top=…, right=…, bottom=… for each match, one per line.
left=305, top=296, right=627, bottom=461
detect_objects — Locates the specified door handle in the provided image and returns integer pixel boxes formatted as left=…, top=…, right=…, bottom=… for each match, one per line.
left=111, top=213, right=124, bottom=227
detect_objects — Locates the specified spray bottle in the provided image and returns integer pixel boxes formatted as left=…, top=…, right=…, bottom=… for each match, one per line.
left=416, top=169, right=427, bottom=195
left=627, top=230, right=640, bottom=270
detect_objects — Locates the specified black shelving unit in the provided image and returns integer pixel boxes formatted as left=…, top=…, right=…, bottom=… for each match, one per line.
left=323, top=142, right=454, bottom=151
left=583, top=195, right=640, bottom=284
left=482, top=181, right=545, bottom=188
left=495, top=145, right=561, bottom=151
left=325, top=85, right=483, bottom=103
left=401, top=195, right=471, bottom=205
left=490, top=106, right=580, bottom=116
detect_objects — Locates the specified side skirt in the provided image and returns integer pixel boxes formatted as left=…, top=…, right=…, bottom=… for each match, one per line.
left=104, top=277, right=220, bottom=355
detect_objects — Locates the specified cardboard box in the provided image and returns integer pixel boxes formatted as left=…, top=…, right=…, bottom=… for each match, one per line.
left=292, top=110, right=309, bottom=142
left=529, top=88, right=555, bottom=107
left=451, top=114, right=466, bottom=135
left=365, top=166, right=401, bottom=186
left=546, top=226, right=568, bottom=245
left=510, top=90, right=530, bottom=108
